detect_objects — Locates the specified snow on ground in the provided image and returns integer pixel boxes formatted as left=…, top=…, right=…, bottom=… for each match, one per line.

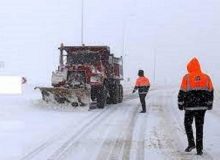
left=0, top=84, right=220, bottom=160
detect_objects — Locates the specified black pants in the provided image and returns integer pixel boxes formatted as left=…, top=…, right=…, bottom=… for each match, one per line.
left=139, top=94, right=146, bottom=112
left=184, top=110, right=206, bottom=152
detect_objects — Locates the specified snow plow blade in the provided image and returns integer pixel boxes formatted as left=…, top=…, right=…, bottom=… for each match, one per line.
left=35, top=87, right=90, bottom=107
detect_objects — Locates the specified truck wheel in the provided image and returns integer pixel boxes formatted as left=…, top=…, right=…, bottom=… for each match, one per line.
left=91, top=87, right=96, bottom=101
left=97, top=87, right=107, bottom=108
left=112, top=85, right=119, bottom=104
left=118, top=84, right=123, bottom=103
left=106, top=97, right=112, bottom=104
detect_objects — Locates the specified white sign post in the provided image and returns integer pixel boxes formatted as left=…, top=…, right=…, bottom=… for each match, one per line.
left=0, top=76, right=22, bottom=94
left=0, top=61, right=4, bottom=69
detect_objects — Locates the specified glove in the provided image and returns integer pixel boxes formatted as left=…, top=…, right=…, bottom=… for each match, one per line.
left=207, top=101, right=213, bottom=110
left=207, top=105, right=213, bottom=110
left=178, top=106, right=184, bottom=110
left=178, top=102, right=184, bottom=110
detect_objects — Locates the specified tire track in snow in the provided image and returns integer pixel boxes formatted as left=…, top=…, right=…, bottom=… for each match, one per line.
left=20, top=87, right=172, bottom=160
left=93, top=101, right=134, bottom=160
left=144, top=102, right=169, bottom=159
left=52, top=95, right=148, bottom=160
left=108, top=90, right=156, bottom=160
left=48, top=105, right=121, bottom=160
left=121, top=106, right=140, bottom=160
left=96, top=90, right=156, bottom=160
left=128, top=103, right=151, bottom=160
left=110, top=105, right=138, bottom=160
left=20, top=91, right=142, bottom=160
left=20, top=107, right=112, bottom=160
left=129, top=113, right=147, bottom=160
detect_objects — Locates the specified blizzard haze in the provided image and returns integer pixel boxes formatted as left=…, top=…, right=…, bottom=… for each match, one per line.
left=0, top=0, right=220, bottom=86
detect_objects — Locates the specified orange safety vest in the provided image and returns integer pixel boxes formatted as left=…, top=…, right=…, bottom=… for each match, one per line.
left=135, top=76, right=150, bottom=87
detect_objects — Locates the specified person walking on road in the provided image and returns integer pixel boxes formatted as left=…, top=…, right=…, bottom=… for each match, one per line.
left=133, top=70, right=150, bottom=113
left=178, top=57, right=214, bottom=155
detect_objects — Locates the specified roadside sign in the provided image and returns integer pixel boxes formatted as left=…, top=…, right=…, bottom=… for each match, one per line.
left=0, top=76, right=22, bottom=94
left=0, top=61, right=4, bottom=69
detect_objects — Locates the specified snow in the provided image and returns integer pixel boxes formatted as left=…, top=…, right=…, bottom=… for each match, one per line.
left=0, top=85, right=219, bottom=160
left=1, top=0, right=220, bottom=159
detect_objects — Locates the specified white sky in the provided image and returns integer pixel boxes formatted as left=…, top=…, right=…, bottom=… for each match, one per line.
left=0, top=0, right=220, bottom=86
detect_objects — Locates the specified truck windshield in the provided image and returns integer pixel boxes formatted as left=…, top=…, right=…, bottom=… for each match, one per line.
left=67, top=52, right=100, bottom=65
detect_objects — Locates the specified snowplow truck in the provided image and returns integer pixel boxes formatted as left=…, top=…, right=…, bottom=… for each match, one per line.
left=36, top=44, right=123, bottom=108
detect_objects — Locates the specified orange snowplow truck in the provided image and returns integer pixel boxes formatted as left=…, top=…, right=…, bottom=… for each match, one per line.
left=36, top=44, right=123, bottom=108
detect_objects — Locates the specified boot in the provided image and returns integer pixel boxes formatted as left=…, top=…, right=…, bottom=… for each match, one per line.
left=185, top=145, right=195, bottom=152
left=197, top=150, right=203, bottom=155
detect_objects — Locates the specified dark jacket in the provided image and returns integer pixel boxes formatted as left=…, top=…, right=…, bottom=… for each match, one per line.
left=178, top=58, right=214, bottom=110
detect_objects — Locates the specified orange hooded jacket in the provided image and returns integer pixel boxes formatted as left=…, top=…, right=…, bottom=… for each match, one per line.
left=178, top=57, right=214, bottom=110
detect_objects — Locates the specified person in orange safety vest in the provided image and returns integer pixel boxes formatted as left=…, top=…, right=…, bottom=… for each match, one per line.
left=178, top=57, right=214, bottom=155
left=133, top=70, right=150, bottom=113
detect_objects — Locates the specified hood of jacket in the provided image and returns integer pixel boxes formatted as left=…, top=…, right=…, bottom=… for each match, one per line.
left=187, top=57, right=202, bottom=73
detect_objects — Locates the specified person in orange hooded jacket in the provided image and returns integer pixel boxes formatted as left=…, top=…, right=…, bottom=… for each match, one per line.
left=133, top=70, right=150, bottom=113
left=178, top=57, right=214, bottom=155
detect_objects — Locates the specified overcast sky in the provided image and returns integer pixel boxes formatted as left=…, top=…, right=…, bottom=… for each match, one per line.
left=0, top=0, right=220, bottom=86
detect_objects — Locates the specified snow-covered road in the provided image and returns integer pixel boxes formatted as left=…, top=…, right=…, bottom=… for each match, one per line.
left=1, top=85, right=220, bottom=160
